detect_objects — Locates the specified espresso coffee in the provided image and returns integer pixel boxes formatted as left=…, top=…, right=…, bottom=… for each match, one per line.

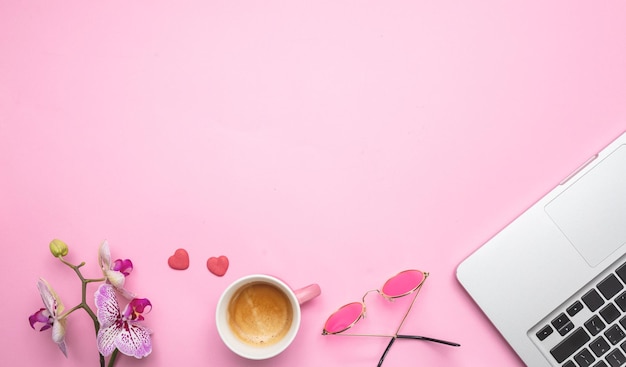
left=227, top=281, right=294, bottom=346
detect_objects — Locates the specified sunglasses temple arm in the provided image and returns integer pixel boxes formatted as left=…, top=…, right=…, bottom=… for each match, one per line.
left=377, top=337, right=396, bottom=367
left=396, top=334, right=461, bottom=347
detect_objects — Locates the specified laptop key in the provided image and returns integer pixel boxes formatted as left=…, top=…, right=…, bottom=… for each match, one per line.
left=598, top=274, right=624, bottom=300
left=568, top=300, right=585, bottom=316
left=584, top=289, right=606, bottom=312
left=586, top=315, right=607, bottom=336
left=560, top=322, right=575, bottom=336
left=615, top=292, right=626, bottom=312
left=593, top=361, right=608, bottom=367
left=553, top=313, right=575, bottom=336
left=574, top=348, right=596, bottom=367
left=620, top=316, right=626, bottom=331
left=620, top=340, right=626, bottom=354
left=606, top=349, right=626, bottom=367
left=604, top=324, right=626, bottom=345
left=616, top=262, right=626, bottom=284
left=600, top=303, right=622, bottom=324
left=536, top=325, right=553, bottom=341
left=589, top=336, right=611, bottom=357
left=550, top=327, right=591, bottom=363
left=553, top=313, right=571, bottom=329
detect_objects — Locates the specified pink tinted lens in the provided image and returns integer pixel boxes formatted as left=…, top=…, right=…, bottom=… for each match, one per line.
left=381, top=270, right=424, bottom=297
left=324, top=302, right=364, bottom=334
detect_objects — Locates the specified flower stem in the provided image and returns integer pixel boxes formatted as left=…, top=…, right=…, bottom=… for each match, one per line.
left=58, top=256, right=107, bottom=367
left=59, top=304, right=84, bottom=318
left=107, top=349, right=119, bottom=367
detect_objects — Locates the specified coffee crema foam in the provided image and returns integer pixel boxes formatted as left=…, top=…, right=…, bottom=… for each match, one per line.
left=227, top=282, right=293, bottom=346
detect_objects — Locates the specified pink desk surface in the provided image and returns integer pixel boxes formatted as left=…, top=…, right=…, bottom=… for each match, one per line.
left=2, top=1, right=626, bottom=366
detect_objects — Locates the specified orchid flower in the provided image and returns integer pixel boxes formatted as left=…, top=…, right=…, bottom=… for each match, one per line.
left=98, top=241, right=134, bottom=298
left=28, top=278, right=68, bottom=357
left=95, top=284, right=152, bottom=358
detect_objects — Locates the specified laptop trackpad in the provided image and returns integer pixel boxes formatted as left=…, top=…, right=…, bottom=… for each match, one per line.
left=545, top=145, right=626, bottom=267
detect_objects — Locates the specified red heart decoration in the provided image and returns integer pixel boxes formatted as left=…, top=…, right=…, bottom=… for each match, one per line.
left=168, top=248, right=190, bottom=270
left=207, top=255, right=229, bottom=276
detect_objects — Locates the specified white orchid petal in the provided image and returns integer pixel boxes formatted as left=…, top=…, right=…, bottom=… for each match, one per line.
left=57, top=339, right=68, bottom=358
left=106, top=270, right=126, bottom=289
left=51, top=319, right=66, bottom=344
left=51, top=316, right=68, bottom=357
left=98, top=240, right=112, bottom=270
left=37, top=279, right=56, bottom=314
left=94, top=284, right=120, bottom=327
left=115, top=323, right=152, bottom=358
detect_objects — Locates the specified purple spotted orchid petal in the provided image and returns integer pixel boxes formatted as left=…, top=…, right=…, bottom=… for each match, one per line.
left=95, top=284, right=121, bottom=328
left=97, top=322, right=121, bottom=357
left=114, top=322, right=152, bottom=358
left=97, top=321, right=152, bottom=358
left=95, top=284, right=152, bottom=359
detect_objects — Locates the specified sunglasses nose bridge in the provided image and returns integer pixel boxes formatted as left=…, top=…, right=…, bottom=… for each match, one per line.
left=359, top=289, right=380, bottom=320
left=361, top=288, right=381, bottom=303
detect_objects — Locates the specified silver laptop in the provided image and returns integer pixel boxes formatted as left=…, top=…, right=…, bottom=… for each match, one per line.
left=457, top=131, right=626, bottom=367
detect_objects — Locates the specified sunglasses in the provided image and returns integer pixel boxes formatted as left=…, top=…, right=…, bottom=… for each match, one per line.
left=322, top=269, right=460, bottom=367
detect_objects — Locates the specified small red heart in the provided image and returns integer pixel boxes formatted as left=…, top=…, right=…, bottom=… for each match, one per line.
left=207, top=255, right=229, bottom=276
left=168, top=248, right=190, bottom=270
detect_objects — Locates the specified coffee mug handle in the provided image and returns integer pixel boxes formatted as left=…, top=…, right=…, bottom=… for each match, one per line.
left=294, top=284, right=321, bottom=305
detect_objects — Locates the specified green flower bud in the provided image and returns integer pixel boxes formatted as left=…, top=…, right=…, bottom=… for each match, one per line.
left=49, top=239, right=69, bottom=258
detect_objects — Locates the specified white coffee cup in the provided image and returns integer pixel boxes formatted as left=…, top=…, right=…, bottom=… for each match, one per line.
left=215, top=274, right=321, bottom=360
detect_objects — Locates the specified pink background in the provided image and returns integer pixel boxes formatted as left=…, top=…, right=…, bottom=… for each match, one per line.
left=2, top=1, right=626, bottom=366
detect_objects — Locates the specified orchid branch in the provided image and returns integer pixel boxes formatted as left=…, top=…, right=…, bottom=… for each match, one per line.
left=29, top=239, right=152, bottom=367
left=57, top=256, right=113, bottom=367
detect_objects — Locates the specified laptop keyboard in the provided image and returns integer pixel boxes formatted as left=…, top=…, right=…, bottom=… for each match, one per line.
left=533, top=261, right=626, bottom=367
